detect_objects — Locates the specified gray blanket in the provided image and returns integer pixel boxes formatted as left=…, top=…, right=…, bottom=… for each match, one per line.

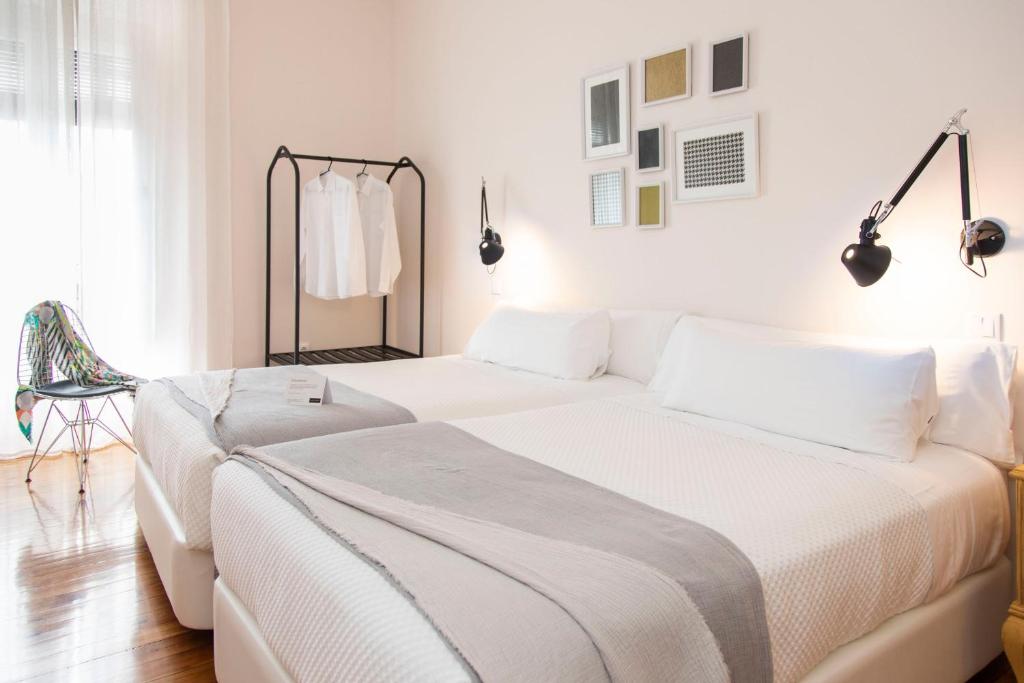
left=234, top=421, right=772, bottom=682
left=159, top=366, right=414, bottom=453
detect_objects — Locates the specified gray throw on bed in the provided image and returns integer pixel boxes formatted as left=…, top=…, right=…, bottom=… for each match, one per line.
left=233, top=421, right=772, bottom=683
left=159, top=366, right=414, bottom=453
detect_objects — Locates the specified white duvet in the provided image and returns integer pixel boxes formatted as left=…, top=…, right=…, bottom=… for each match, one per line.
left=211, top=393, right=1008, bottom=683
left=133, top=355, right=644, bottom=550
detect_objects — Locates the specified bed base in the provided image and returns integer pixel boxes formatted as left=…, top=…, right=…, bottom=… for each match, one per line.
left=213, top=558, right=1010, bottom=683
left=134, top=454, right=215, bottom=629
left=215, top=576, right=296, bottom=683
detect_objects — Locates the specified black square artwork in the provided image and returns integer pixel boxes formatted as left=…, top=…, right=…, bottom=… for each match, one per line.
left=637, top=127, right=661, bottom=170
left=712, top=37, right=745, bottom=93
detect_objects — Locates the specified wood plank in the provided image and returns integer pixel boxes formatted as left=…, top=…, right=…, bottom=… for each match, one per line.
left=0, top=448, right=213, bottom=682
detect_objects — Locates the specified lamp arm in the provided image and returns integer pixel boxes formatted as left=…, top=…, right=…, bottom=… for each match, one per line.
left=480, top=178, right=489, bottom=236
left=842, top=109, right=1005, bottom=286
left=864, top=108, right=973, bottom=239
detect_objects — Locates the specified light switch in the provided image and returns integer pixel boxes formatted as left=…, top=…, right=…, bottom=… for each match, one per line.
left=489, top=272, right=503, bottom=296
left=964, top=312, right=1002, bottom=340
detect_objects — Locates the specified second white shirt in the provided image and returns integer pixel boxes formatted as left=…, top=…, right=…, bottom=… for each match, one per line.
left=356, top=173, right=402, bottom=297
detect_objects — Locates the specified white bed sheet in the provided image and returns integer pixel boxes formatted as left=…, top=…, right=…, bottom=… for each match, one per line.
left=134, top=355, right=644, bottom=550
left=211, top=393, right=1008, bottom=683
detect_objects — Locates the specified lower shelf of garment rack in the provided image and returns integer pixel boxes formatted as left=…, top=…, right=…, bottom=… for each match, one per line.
left=268, top=345, right=420, bottom=366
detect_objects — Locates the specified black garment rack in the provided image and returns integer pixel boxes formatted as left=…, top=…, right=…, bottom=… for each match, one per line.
left=265, top=145, right=425, bottom=367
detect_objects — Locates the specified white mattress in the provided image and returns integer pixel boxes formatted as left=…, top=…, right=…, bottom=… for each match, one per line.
left=211, top=393, right=1008, bottom=683
left=133, top=356, right=644, bottom=550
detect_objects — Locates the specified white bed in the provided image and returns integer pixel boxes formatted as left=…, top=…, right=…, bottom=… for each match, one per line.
left=133, top=355, right=645, bottom=628
left=209, top=393, right=1010, bottom=683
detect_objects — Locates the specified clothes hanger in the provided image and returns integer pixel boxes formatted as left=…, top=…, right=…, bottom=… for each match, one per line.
left=357, top=160, right=369, bottom=179
left=319, top=158, right=333, bottom=177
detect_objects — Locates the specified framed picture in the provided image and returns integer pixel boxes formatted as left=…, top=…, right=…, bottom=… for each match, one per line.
left=672, top=113, right=759, bottom=203
left=636, top=124, right=664, bottom=173
left=709, top=33, right=748, bottom=96
left=641, top=45, right=691, bottom=106
left=582, top=66, right=630, bottom=160
left=589, top=168, right=625, bottom=228
left=636, top=181, right=665, bottom=229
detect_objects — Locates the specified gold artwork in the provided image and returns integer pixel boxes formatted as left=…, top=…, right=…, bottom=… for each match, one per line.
left=645, top=49, right=688, bottom=103
left=638, top=185, right=661, bottom=226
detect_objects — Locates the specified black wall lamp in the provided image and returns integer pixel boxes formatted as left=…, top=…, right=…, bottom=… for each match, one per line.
left=479, top=177, right=504, bottom=269
left=841, top=109, right=1006, bottom=286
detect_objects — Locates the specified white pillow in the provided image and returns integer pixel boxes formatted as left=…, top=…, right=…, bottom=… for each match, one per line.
left=651, top=316, right=930, bottom=397
left=463, top=306, right=611, bottom=380
left=660, top=318, right=938, bottom=462
left=929, top=341, right=1017, bottom=464
left=606, top=309, right=682, bottom=384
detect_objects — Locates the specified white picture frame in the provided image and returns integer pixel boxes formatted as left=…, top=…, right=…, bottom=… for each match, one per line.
left=672, top=113, right=759, bottom=203
left=636, top=180, right=665, bottom=229
left=636, top=124, right=664, bottom=173
left=640, top=44, right=692, bottom=106
left=589, top=168, right=626, bottom=228
left=709, top=33, right=749, bottom=97
left=582, top=65, right=630, bottom=160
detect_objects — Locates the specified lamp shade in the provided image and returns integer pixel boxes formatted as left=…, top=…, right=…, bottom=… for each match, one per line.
left=841, top=242, right=891, bottom=287
left=479, top=227, right=504, bottom=266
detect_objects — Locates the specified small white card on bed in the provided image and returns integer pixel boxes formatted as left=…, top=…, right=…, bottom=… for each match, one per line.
left=285, top=374, right=330, bottom=406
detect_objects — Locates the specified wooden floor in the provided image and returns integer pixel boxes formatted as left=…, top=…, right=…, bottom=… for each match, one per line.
left=2, top=447, right=213, bottom=682
left=0, top=447, right=1017, bottom=683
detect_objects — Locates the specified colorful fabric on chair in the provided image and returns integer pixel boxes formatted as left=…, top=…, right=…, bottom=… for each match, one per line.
left=16, top=301, right=142, bottom=442
left=16, top=385, right=35, bottom=441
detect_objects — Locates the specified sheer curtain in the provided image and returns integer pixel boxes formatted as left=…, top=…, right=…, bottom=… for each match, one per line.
left=1, top=0, right=220, bottom=457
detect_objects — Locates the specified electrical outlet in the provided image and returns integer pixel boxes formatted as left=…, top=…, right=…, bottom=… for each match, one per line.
left=963, top=313, right=1002, bottom=340
left=299, top=340, right=310, bottom=351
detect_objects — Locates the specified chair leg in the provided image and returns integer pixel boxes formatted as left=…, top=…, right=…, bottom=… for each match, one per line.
left=82, top=400, right=94, bottom=465
left=24, top=395, right=130, bottom=492
left=25, top=401, right=57, bottom=484
left=93, top=396, right=136, bottom=453
left=108, top=395, right=133, bottom=438
left=70, top=401, right=89, bottom=495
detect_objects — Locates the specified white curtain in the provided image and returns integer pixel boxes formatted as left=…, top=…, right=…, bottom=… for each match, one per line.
left=1, top=0, right=220, bottom=458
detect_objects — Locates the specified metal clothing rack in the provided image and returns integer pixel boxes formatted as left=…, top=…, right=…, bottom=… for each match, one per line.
left=265, top=145, right=425, bottom=367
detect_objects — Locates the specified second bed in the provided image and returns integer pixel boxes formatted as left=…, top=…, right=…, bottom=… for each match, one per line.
left=210, top=392, right=1009, bottom=683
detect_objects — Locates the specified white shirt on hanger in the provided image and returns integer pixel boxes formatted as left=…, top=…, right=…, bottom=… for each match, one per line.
left=300, top=171, right=368, bottom=300
left=356, top=173, right=402, bottom=297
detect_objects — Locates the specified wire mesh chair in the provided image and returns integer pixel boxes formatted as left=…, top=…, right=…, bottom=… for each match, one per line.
left=19, top=304, right=135, bottom=494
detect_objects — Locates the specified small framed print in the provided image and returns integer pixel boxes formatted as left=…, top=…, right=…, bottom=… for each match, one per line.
left=709, top=33, right=748, bottom=96
left=589, top=168, right=625, bottom=228
left=673, top=113, right=759, bottom=203
left=636, top=181, right=665, bottom=229
left=636, top=124, right=664, bottom=173
left=641, top=45, right=691, bottom=106
left=582, top=65, right=630, bottom=160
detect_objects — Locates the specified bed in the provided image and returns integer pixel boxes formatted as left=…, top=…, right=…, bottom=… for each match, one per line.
left=209, top=392, right=1010, bottom=683
left=134, top=354, right=646, bottom=629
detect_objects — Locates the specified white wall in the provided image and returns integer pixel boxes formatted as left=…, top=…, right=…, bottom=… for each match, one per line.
left=229, top=0, right=396, bottom=368
left=224, top=0, right=1024, bottom=442
left=391, top=0, right=1024, bottom=445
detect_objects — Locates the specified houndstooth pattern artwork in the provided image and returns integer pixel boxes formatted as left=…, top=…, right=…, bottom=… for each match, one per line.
left=682, top=132, right=745, bottom=188
left=673, top=113, right=759, bottom=203
left=590, top=169, right=624, bottom=227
